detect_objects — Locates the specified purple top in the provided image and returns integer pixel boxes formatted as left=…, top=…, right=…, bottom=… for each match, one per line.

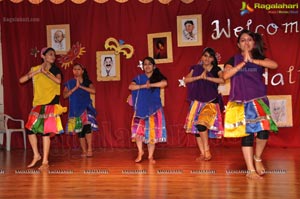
left=229, top=54, right=266, bottom=102
left=187, top=64, right=220, bottom=102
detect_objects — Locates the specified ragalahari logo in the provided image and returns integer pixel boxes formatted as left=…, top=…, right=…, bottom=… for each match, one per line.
left=240, top=1, right=254, bottom=15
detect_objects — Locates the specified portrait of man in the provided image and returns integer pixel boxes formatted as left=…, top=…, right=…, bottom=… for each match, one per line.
left=177, top=15, right=202, bottom=47
left=47, top=24, right=70, bottom=54
left=51, top=29, right=66, bottom=51
left=270, top=99, right=287, bottom=124
left=101, top=55, right=116, bottom=77
left=182, top=20, right=197, bottom=41
left=268, top=95, right=293, bottom=127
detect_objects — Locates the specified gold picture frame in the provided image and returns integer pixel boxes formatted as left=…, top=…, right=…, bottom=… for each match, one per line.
left=147, top=32, right=173, bottom=64
left=268, top=95, right=293, bottom=127
left=177, top=14, right=202, bottom=47
left=46, top=24, right=70, bottom=55
left=217, top=64, right=230, bottom=96
left=96, top=51, right=120, bottom=81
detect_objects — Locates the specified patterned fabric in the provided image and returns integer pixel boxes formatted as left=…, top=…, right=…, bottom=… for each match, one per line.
left=25, top=104, right=67, bottom=134
left=66, top=107, right=98, bottom=134
left=131, top=108, right=167, bottom=144
left=184, top=100, right=223, bottom=138
left=65, top=79, right=98, bottom=134
left=224, top=98, right=278, bottom=138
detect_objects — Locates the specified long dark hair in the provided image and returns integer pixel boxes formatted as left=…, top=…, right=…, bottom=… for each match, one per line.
left=143, top=57, right=167, bottom=84
left=237, top=29, right=266, bottom=59
left=202, top=47, right=218, bottom=67
left=74, top=63, right=91, bottom=83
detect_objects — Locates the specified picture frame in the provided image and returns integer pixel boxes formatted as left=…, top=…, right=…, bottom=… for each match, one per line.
left=147, top=32, right=173, bottom=64
left=46, top=24, right=71, bottom=55
left=268, top=95, right=293, bottom=127
left=217, top=64, right=230, bottom=96
left=177, top=14, right=202, bottom=47
left=96, top=51, right=120, bottom=81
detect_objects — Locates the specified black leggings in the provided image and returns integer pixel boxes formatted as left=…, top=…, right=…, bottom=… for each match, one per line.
left=26, top=129, right=50, bottom=136
left=241, top=130, right=269, bottom=146
left=77, top=124, right=92, bottom=138
left=194, top=124, right=207, bottom=137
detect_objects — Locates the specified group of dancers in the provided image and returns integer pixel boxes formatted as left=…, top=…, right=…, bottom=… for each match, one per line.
left=19, top=29, right=278, bottom=179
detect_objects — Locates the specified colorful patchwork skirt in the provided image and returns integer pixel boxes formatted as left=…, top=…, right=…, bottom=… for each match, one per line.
left=25, top=104, right=67, bottom=135
left=66, top=110, right=98, bottom=134
left=184, top=100, right=224, bottom=138
left=224, top=97, right=278, bottom=138
left=131, top=108, right=167, bottom=144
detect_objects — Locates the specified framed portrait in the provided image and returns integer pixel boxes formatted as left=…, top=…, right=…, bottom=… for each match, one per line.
left=96, top=51, right=120, bottom=81
left=46, top=24, right=71, bottom=55
left=217, top=64, right=230, bottom=96
left=147, top=32, right=173, bottom=64
left=268, top=95, right=293, bottom=127
left=177, top=14, right=202, bottom=47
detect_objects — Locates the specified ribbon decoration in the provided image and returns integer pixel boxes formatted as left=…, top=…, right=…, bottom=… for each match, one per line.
left=104, top=37, right=134, bottom=59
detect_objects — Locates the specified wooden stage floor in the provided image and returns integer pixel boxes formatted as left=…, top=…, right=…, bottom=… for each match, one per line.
left=0, top=146, right=299, bottom=199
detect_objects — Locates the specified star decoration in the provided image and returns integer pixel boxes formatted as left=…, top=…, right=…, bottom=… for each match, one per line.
left=178, top=77, right=186, bottom=87
left=216, top=52, right=221, bottom=63
left=137, top=60, right=143, bottom=70
left=30, top=47, right=40, bottom=58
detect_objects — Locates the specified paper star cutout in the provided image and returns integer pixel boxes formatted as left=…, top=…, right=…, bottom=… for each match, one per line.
left=178, top=77, right=186, bottom=87
left=30, top=47, right=40, bottom=58
left=137, top=60, right=143, bottom=70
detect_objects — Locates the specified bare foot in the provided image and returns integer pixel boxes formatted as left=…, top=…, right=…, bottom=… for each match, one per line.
left=195, top=154, right=205, bottom=161
left=254, top=156, right=265, bottom=176
left=27, top=155, right=41, bottom=168
left=135, top=151, right=144, bottom=163
left=246, top=170, right=263, bottom=179
left=87, top=151, right=93, bottom=157
left=38, top=163, right=49, bottom=171
left=204, top=150, right=212, bottom=161
left=148, top=157, right=156, bottom=164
